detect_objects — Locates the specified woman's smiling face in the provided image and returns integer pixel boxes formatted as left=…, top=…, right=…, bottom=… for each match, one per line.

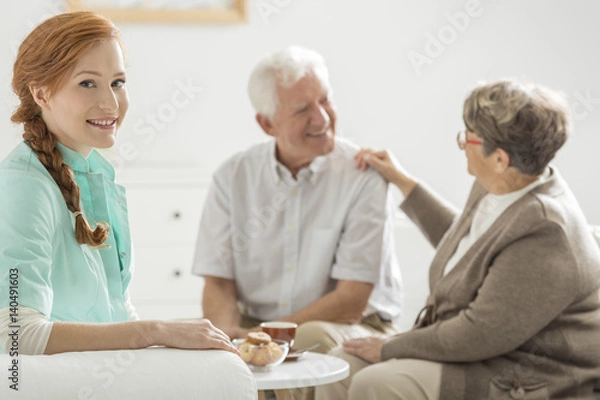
left=34, top=38, right=129, bottom=157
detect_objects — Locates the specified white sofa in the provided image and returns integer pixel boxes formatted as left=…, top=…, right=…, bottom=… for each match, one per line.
left=0, top=347, right=257, bottom=400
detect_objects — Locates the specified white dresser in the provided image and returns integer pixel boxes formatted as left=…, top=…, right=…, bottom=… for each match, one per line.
left=118, top=168, right=211, bottom=320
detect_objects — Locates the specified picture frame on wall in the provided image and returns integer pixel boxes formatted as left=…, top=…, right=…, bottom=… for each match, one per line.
left=66, top=0, right=247, bottom=23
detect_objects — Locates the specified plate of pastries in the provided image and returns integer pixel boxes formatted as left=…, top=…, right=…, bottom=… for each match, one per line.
left=233, top=332, right=290, bottom=371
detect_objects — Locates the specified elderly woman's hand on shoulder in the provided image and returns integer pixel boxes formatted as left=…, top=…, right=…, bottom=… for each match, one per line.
left=354, top=149, right=418, bottom=197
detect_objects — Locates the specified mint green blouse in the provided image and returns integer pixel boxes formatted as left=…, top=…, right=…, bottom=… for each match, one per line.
left=0, top=142, right=132, bottom=324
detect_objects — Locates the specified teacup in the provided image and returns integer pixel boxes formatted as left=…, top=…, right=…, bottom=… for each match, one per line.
left=260, top=321, right=298, bottom=347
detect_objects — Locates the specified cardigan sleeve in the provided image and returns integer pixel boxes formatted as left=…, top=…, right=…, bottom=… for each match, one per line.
left=381, top=221, right=579, bottom=362
left=400, top=183, right=459, bottom=248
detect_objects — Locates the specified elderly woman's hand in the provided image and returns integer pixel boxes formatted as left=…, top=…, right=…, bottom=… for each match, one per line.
left=343, top=336, right=386, bottom=364
left=354, top=149, right=417, bottom=197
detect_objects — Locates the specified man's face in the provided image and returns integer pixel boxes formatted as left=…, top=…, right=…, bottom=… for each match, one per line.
left=261, top=72, right=336, bottom=174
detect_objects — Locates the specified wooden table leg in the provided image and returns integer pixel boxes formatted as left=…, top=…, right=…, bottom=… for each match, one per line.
left=274, top=389, right=293, bottom=400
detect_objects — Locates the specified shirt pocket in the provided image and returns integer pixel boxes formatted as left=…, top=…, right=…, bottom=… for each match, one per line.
left=488, top=377, right=548, bottom=400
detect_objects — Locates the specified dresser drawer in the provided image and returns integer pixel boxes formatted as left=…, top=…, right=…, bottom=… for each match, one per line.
left=129, top=245, right=204, bottom=303
left=125, top=187, right=208, bottom=245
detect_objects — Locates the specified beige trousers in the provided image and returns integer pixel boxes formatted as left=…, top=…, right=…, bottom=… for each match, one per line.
left=315, top=347, right=442, bottom=400
left=243, top=315, right=397, bottom=400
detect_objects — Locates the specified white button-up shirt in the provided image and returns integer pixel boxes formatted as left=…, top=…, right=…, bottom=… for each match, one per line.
left=192, top=138, right=403, bottom=321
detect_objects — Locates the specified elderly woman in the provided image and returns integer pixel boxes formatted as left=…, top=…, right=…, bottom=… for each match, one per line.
left=316, top=80, right=600, bottom=400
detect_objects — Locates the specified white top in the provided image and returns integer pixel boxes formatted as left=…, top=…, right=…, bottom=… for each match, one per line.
left=443, top=168, right=552, bottom=276
left=192, top=138, right=403, bottom=321
left=253, top=352, right=350, bottom=390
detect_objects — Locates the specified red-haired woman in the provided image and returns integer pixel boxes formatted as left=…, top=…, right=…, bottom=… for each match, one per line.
left=0, top=12, right=237, bottom=356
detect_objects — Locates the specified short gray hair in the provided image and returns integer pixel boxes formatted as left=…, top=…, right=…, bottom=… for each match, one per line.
left=463, top=80, right=572, bottom=176
left=247, top=46, right=331, bottom=118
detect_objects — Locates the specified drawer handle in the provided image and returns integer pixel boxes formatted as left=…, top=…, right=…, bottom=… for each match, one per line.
left=173, top=269, right=182, bottom=277
left=173, top=211, right=182, bottom=219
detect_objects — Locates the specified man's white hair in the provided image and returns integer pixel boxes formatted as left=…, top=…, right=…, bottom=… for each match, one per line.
left=247, top=46, right=331, bottom=118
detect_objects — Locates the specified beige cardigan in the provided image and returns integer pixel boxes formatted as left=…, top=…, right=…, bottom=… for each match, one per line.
left=382, top=167, right=600, bottom=399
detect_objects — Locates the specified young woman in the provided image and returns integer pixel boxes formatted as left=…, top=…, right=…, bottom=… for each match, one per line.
left=0, top=12, right=237, bottom=356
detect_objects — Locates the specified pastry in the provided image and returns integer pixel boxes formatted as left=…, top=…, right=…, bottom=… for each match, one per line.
left=236, top=332, right=285, bottom=366
left=238, top=341, right=257, bottom=363
left=246, top=331, right=272, bottom=345
left=251, top=345, right=274, bottom=366
left=267, top=341, right=283, bottom=360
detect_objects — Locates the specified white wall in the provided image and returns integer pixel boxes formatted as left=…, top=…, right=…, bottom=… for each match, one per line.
left=2, top=0, right=600, bottom=330
left=2, top=0, right=600, bottom=217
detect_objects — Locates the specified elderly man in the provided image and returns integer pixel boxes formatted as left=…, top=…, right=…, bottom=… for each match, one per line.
left=192, top=46, right=402, bottom=371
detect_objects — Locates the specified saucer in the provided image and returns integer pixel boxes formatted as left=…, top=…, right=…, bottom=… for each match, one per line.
left=284, top=349, right=307, bottom=362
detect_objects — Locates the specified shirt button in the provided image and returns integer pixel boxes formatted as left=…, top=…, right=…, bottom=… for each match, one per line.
left=282, top=302, right=289, bottom=307
left=119, top=252, right=127, bottom=258
left=287, top=264, right=294, bottom=271
left=291, top=189, right=297, bottom=197
left=289, top=226, right=295, bottom=233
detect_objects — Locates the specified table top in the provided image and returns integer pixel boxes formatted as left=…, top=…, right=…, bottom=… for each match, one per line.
left=252, top=352, right=350, bottom=390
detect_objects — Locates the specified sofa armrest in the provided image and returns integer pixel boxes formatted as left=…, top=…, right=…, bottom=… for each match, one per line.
left=1, top=347, right=256, bottom=399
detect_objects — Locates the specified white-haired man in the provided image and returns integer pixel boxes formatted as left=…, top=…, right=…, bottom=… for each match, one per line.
left=192, top=46, right=403, bottom=398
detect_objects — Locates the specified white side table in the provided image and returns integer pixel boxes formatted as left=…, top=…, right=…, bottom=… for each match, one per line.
left=253, top=352, right=349, bottom=390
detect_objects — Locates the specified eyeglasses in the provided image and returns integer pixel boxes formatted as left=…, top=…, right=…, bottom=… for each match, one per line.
left=456, top=130, right=483, bottom=150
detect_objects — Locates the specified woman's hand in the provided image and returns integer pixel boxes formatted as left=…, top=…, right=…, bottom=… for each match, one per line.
left=354, top=149, right=417, bottom=198
left=223, top=325, right=262, bottom=341
left=155, top=318, right=240, bottom=355
left=343, top=336, right=386, bottom=364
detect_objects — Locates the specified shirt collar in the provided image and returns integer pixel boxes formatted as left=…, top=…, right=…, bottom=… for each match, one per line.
left=269, top=140, right=282, bottom=183
left=269, top=140, right=330, bottom=185
left=55, top=142, right=115, bottom=181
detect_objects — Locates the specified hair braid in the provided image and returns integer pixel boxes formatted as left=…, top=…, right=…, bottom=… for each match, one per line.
left=22, top=113, right=109, bottom=247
